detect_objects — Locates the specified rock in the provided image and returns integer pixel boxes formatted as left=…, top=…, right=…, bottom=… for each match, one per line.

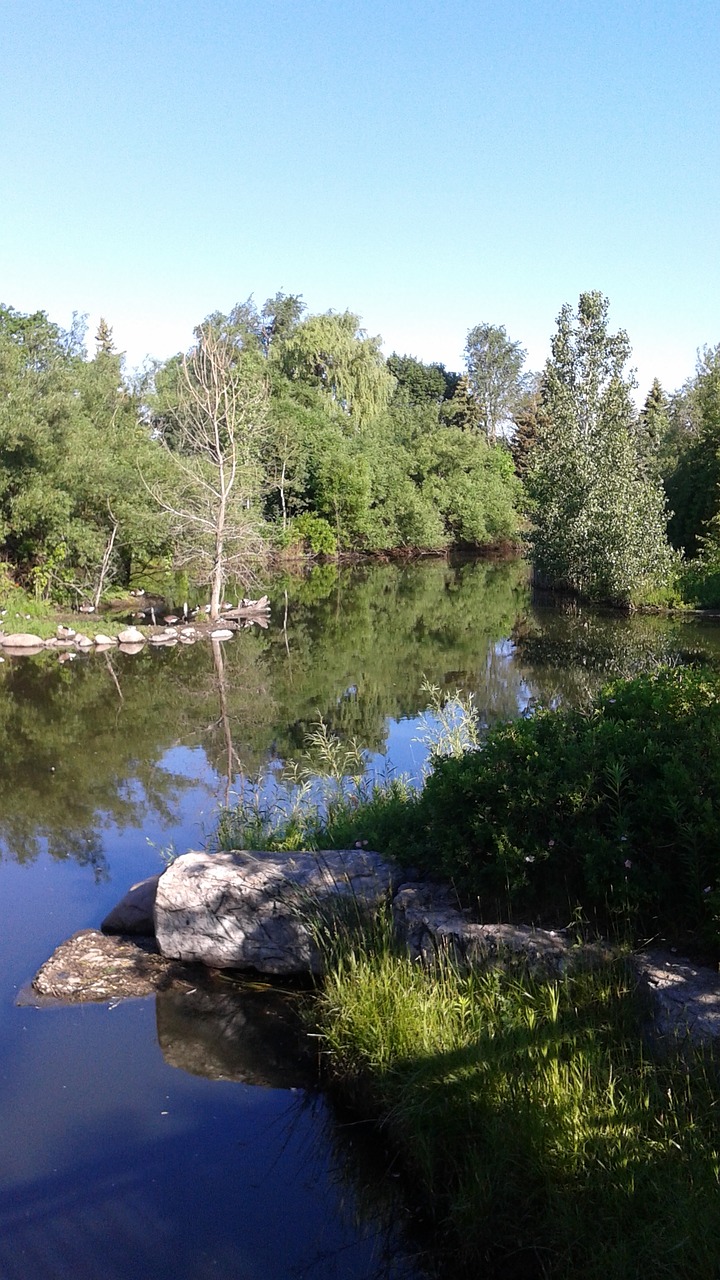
left=393, top=882, right=572, bottom=976
left=118, top=641, right=146, bottom=655
left=27, top=930, right=187, bottom=1002
left=93, top=633, right=118, bottom=646
left=209, top=629, right=234, bottom=641
left=101, top=874, right=160, bottom=935
left=155, top=848, right=402, bottom=974
left=74, top=633, right=94, bottom=648
left=0, top=632, right=44, bottom=648
left=634, top=949, right=720, bottom=1044
left=1, top=643, right=45, bottom=657
left=117, top=626, right=146, bottom=645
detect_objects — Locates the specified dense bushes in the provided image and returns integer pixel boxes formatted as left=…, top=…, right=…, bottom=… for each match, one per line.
left=320, top=668, right=720, bottom=951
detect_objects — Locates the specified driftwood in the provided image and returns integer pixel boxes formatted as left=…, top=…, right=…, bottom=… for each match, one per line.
left=219, top=596, right=270, bottom=620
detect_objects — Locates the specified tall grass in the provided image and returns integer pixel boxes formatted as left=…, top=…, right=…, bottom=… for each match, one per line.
left=313, top=910, right=720, bottom=1279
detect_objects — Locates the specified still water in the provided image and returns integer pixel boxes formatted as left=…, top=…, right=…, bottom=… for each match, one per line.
left=2, top=558, right=720, bottom=1279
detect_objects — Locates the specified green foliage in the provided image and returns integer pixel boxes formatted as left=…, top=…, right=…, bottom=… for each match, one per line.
left=464, top=321, right=528, bottom=444
left=527, top=292, right=675, bottom=604
left=666, top=346, right=720, bottom=558
left=283, top=513, right=337, bottom=556
left=386, top=353, right=456, bottom=406
left=0, top=304, right=174, bottom=598
left=401, top=667, right=720, bottom=949
left=280, top=311, right=395, bottom=427
left=314, top=922, right=720, bottom=1279
left=637, top=376, right=670, bottom=477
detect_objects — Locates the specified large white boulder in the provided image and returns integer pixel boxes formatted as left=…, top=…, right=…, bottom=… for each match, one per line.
left=154, top=848, right=401, bottom=975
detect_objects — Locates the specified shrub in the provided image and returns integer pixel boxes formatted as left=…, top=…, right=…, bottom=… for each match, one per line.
left=285, top=513, right=337, bottom=556
left=407, top=667, right=720, bottom=948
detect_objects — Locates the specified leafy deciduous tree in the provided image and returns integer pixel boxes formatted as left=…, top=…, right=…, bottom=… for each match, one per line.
left=464, top=323, right=527, bottom=444
left=526, top=292, right=674, bottom=603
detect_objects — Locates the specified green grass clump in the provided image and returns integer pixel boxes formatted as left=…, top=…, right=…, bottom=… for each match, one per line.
left=313, top=913, right=720, bottom=1279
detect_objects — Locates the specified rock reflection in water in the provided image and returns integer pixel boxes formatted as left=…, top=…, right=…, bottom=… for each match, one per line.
left=156, top=976, right=320, bottom=1090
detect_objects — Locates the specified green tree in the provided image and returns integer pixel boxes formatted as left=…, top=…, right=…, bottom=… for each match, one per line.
left=510, top=376, right=544, bottom=479
left=464, top=323, right=527, bottom=444
left=281, top=311, right=394, bottom=427
left=95, top=317, right=115, bottom=356
left=441, top=375, right=482, bottom=431
left=526, top=292, right=674, bottom=603
left=386, top=354, right=456, bottom=407
left=0, top=304, right=170, bottom=599
left=636, top=377, right=670, bottom=477
left=665, top=346, right=720, bottom=556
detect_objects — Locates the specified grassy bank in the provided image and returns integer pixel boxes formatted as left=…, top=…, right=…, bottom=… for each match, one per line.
left=312, top=912, right=720, bottom=1279
left=218, top=668, right=720, bottom=1276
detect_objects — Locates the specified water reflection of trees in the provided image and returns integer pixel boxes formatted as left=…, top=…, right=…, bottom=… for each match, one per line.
left=6, top=560, right=720, bottom=868
left=513, top=601, right=720, bottom=709
left=0, top=654, right=194, bottom=868
left=263, top=558, right=531, bottom=759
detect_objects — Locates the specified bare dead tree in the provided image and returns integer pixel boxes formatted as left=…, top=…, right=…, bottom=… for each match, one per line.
left=149, top=325, right=270, bottom=620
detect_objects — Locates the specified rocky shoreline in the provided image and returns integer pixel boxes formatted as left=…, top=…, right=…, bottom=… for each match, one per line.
left=25, top=847, right=720, bottom=1046
left=0, top=597, right=271, bottom=658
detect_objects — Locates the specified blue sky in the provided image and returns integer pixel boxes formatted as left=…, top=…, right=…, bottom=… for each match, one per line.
left=2, top=0, right=719, bottom=397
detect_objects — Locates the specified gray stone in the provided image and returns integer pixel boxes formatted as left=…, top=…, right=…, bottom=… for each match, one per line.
left=93, top=633, right=118, bottom=646
left=117, top=626, right=146, bottom=645
left=0, top=632, right=44, bottom=648
left=634, top=949, right=720, bottom=1044
left=393, top=882, right=572, bottom=976
left=154, top=848, right=402, bottom=974
left=101, top=874, right=160, bottom=935
left=27, top=930, right=184, bottom=1002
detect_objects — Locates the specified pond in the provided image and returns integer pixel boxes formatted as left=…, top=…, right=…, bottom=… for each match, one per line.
left=2, top=557, right=720, bottom=1280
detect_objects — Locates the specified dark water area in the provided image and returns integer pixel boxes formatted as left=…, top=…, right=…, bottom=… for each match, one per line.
left=3, top=558, right=720, bottom=1279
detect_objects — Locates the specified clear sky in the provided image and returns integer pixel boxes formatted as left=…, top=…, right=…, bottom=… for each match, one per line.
left=1, top=0, right=719, bottom=398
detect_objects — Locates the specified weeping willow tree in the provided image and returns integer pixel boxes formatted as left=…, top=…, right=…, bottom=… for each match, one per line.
left=279, top=311, right=395, bottom=427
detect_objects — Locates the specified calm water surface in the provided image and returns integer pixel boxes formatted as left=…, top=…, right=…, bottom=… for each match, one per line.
left=2, top=559, right=720, bottom=1279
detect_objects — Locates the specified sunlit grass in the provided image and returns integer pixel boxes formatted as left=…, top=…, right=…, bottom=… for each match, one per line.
left=312, top=910, right=720, bottom=1279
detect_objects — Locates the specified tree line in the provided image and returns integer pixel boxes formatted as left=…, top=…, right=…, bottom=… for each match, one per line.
left=0, top=289, right=718, bottom=610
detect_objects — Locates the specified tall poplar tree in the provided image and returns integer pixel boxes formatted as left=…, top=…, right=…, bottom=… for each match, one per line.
left=526, top=292, right=674, bottom=603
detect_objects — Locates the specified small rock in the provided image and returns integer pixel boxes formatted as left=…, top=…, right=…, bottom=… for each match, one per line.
left=28, top=930, right=180, bottom=1002
left=117, top=627, right=146, bottom=645
left=101, top=875, right=160, bottom=935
